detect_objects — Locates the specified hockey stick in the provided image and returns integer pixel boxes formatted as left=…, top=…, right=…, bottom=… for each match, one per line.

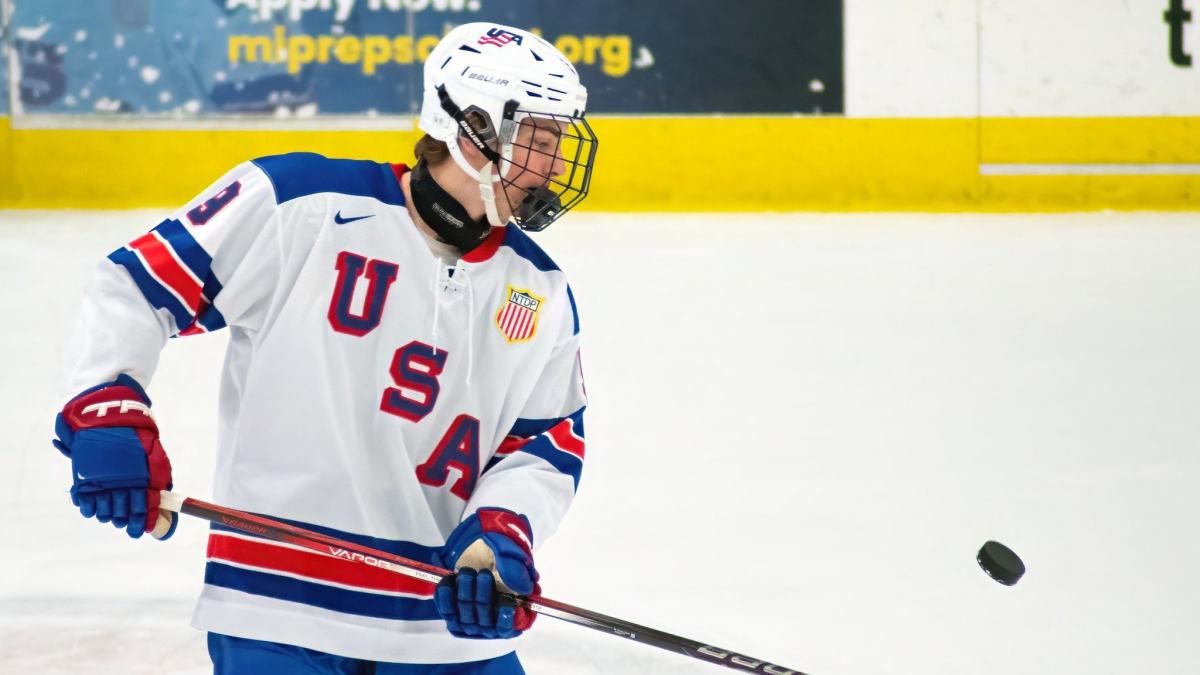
left=157, top=491, right=806, bottom=675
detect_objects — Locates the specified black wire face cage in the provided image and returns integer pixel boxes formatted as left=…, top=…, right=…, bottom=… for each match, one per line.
left=498, top=111, right=598, bottom=232
left=437, top=86, right=597, bottom=232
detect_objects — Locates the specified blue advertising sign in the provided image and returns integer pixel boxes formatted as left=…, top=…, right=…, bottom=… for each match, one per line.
left=1, top=26, right=7, bottom=116
left=6, top=0, right=842, bottom=117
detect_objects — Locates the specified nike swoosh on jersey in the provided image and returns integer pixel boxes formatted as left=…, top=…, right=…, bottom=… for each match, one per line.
left=334, top=211, right=375, bottom=225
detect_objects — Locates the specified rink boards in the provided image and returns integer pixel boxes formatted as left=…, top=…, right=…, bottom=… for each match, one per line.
left=2, top=115, right=1200, bottom=211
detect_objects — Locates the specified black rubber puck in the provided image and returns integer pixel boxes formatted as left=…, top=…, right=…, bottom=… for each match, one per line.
left=976, top=540, right=1025, bottom=586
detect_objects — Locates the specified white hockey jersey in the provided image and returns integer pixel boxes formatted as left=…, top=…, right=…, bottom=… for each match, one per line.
left=62, top=153, right=588, bottom=663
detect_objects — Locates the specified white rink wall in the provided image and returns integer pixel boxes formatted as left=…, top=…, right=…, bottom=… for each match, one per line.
left=2, top=211, right=1200, bottom=674
left=847, top=0, right=1200, bottom=116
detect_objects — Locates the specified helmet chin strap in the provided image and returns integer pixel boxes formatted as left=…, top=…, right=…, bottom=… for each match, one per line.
left=447, top=141, right=506, bottom=228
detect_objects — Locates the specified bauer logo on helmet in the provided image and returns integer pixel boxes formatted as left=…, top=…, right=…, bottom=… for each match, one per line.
left=467, top=72, right=511, bottom=87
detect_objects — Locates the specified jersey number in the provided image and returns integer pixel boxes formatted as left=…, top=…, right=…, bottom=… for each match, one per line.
left=187, top=181, right=242, bottom=225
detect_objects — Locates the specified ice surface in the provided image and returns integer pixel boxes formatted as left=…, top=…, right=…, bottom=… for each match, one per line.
left=2, top=211, right=1199, bottom=674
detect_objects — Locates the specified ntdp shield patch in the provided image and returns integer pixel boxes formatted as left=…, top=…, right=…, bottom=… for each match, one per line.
left=496, top=286, right=543, bottom=343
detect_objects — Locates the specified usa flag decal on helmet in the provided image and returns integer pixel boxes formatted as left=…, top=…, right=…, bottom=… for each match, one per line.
left=478, top=28, right=523, bottom=48
left=495, top=286, right=543, bottom=343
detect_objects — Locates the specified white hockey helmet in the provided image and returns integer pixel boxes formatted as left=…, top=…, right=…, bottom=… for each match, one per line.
left=419, top=23, right=598, bottom=231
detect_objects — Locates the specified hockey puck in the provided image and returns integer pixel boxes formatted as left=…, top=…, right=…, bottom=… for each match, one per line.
left=976, top=540, right=1025, bottom=586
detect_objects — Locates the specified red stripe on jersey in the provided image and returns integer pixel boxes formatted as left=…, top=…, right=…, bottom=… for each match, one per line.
left=545, top=418, right=585, bottom=460
left=515, top=309, right=534, bottom=339
left=207, top=533, right=436, bottom=597
left=130, top=232, right=203, bottom=314
left=496, top=434, right=533, bottom=456
left=501, top=305, right=519, bottom=334
left=179, top=298, right=211, bottom=335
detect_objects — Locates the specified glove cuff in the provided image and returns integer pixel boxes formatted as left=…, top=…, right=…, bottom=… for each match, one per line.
left=443, top=508, right=535, bottom=566
left=60, top=375, right=157, bottom=433
left=476, top=508, right=534, bottom=558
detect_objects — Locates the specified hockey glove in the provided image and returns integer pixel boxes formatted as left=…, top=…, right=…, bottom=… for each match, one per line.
left=435, top=508, right=540, bottom=639
left=53, top=374, right=176, bottom=540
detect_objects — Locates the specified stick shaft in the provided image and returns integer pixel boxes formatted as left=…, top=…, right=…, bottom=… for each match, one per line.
left=161, top=491, right=807, bottom=674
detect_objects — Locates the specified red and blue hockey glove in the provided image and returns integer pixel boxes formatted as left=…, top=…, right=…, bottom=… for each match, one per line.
left=53, top=374, right=176, bottom=540
left=435, top=508, right=540, bottom=639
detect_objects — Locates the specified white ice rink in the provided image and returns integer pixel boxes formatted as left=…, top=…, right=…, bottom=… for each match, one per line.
left=2, top=210, right=1199, bottom=674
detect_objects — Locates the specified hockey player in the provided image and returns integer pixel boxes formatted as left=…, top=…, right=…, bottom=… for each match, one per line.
left=51, top=23, right=596, bottom=674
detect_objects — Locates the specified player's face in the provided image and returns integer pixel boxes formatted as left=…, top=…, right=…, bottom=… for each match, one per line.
left=498, top=117, right=568, bottom=220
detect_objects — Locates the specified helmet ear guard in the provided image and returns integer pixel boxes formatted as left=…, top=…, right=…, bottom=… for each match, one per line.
left=437, top=85, right=516, bottom=167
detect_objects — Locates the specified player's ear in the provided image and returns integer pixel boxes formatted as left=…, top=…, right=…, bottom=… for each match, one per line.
left=455, top=136, right=493, bottom=172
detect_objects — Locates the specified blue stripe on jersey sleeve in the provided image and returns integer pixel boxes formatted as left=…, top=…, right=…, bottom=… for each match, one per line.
left=204, top=563, right=440, bottom=621
left=152, top=218, right=212, bottom=281
left=111, top=218, right=228, bottom=335
left=108, top=247, right=194, bottom=331
left=508, top=415, right=560, bottom=439
left=511, top=435, right=584, bottom=489
left=566, top=285, right=580, bottom=335
left=501, top=225, right=560, bottom=272
left=196, top=274, right=227, bottom=331
left=483, top=440, right=584, bottom=489
left=195, top=307, right=227, bottom=333
left=490, top=408, right=586, bottom=489
left=509, top=410, right=585, bottom=438
left=151, top=218, right=228, bottom=333
left=252, top=152, right=406, bottom=206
